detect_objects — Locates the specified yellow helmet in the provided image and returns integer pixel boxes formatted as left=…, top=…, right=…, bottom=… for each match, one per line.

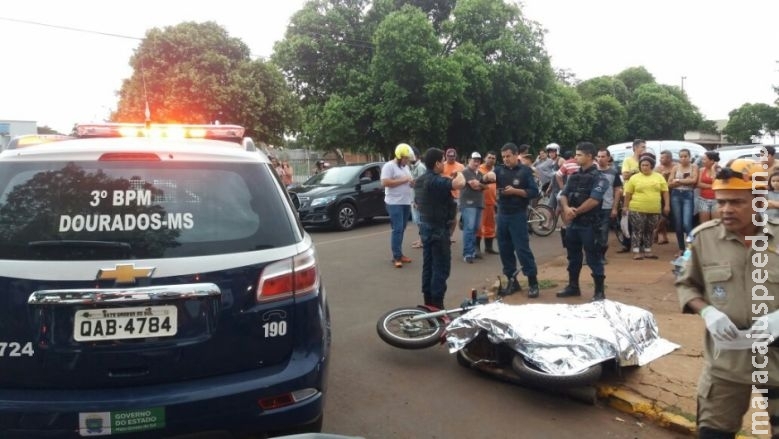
left=711, top=159, right=768, bottom=191
left=395, top=143, right=413, bottom=160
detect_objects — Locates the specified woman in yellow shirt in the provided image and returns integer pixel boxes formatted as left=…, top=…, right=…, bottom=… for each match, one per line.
left=623, top=153, right=670, bottom=260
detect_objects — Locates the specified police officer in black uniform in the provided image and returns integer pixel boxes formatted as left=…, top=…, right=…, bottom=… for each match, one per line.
left=414, top=148, right=466, bottom=309
left=556, top=142, right=610, bottom=301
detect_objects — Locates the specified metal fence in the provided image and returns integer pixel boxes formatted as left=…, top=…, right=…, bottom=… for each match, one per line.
left=276, top=153, right=384, bottom=184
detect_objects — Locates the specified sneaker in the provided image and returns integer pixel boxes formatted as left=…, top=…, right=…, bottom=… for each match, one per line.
left=399, top=256, right=412, bottom=263
left=393, top=259, right=403, bottom=268
left=527, top=284, right=540, bottom=299
left=463, top=256, right=474, bottom=264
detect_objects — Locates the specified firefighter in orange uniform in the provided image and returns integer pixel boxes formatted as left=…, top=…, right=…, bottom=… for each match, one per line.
left=477, top=150, right=498, bottom=256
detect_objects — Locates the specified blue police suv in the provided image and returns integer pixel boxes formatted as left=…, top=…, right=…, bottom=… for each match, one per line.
left=0, top=123, right=330, bottom=437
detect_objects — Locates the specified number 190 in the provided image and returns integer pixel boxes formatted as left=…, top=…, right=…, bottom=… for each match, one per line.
left=262, top=321, right=287, bottom=338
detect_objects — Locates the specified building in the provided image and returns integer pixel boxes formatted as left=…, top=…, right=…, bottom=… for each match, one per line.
left=0, top=120, right=37, bottom=150
left=683, top=120, right=731, bottom=150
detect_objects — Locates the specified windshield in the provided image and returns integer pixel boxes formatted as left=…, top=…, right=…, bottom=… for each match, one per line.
left=0, top=161, right=297, bottom=260
left=305, top=166, right=361, bottom=186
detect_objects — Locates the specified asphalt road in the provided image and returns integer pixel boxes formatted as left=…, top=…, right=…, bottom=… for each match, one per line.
left=311, top=219, right=681, bottom=439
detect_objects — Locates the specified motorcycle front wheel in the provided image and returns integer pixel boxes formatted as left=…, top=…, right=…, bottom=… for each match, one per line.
left=376, top=307, right=445, bottom=349
left=528, top=204, right=556, bottom=237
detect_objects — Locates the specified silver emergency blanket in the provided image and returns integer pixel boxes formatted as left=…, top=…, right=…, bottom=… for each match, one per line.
left=446, top=300, right=679, bottom=376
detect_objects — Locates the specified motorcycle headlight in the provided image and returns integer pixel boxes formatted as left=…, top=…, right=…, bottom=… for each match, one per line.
left=310, top=195, right=337, bottom=207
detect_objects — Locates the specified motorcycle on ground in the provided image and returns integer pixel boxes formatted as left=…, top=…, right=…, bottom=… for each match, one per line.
left=376, top=290, right=605, bottom=393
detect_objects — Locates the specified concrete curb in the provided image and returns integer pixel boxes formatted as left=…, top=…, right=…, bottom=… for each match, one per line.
left=595, top=384, right=696, bottom=436
left=595, top=385, right=759, bottom=439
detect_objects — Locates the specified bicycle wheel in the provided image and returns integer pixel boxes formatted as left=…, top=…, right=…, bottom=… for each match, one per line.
left=376, top=307, right=444, bottom=349
left=528, top=204, right=556, bottom=237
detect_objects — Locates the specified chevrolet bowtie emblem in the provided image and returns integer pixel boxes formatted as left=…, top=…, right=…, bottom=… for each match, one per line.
left=97, top=264, right=155, bottom=284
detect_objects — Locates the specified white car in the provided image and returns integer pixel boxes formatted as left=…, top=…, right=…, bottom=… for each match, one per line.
left=608, top=140, right=706, bottom=170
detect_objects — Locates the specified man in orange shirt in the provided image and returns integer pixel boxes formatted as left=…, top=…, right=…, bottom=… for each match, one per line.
left=477, top=150, right=498, bottom=256
left=443, top=148, right=465, bottom=240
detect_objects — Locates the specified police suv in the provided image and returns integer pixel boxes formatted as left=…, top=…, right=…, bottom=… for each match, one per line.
left=0, top=123, right=330, bottom=437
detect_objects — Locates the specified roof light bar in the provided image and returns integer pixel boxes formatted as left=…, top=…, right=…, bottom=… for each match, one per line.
left=75, top=123, right=246, bottom=141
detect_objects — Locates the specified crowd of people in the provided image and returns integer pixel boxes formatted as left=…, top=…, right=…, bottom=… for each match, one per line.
left=374, top=141, right=779, bottom=306
left=380, top=140, right=619, bottom=306
left=373, top=140, right=779, bottom=439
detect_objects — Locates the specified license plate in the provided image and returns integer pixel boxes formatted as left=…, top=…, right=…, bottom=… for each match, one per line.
left=74, top=306, right=177, bottom=342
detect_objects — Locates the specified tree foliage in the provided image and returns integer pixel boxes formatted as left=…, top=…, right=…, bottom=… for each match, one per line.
left=723, top=103, right=779, bottom=143
left=274, top=0, right=555, bottom=156
left=113, top=21, right=300, bottom=145
left=107, top=3, right=767, bottom=153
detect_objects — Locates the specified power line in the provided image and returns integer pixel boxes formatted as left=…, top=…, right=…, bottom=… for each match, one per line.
left=0, top=16, right=142, bottom=40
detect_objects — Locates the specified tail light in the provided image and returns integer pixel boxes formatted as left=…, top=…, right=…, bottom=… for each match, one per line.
left=256, top=247, right=319, bottom=302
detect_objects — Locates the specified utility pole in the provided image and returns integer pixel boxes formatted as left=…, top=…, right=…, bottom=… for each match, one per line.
left=681, top=76, right=687, bottom=93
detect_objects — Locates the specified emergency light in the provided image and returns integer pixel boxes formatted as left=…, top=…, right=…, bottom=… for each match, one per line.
left=75, top=123, right=246, bottom=141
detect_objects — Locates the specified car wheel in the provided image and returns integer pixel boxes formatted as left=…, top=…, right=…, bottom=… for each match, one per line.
left=333, top=202, right=357, bottom=231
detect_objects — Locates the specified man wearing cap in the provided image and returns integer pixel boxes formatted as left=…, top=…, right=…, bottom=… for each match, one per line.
left=477, top=151, right=499, bottom=255
left=460, top=152, right=487, bottom=263
left=381, top=143, right=415, bottom=268
left=443, top=148, right=465, bottom=240
left=676, top=159, right=779, bottom=438
left=483, top=142, right=541, bottom=298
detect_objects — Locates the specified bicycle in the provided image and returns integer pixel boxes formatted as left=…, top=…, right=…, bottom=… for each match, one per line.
left=527, top=203, right=556, bottom=236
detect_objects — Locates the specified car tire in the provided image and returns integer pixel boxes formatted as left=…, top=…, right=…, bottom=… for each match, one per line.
left=333, top=202, right=357, bottom=231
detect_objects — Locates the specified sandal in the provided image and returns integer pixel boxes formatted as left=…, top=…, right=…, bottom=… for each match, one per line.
left=644, top=254, right=659, bottom=259
left=657, top=240, right=669, bottom=245
left=633, top=255, right=644, bottom=260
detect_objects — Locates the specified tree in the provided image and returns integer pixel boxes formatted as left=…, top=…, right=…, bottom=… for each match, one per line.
left=113, top=21, right=299, bottom=145
left=626, top=83, right=697, bottom=139
left=589, top=95, right=628, bottom=146
left=723, top=103, right=779, bottom=143
left=576, top=76, right=630, bottom=106
left=616, top=66, right=655, bottom=94
left=274, top=0, right=556, bottom=154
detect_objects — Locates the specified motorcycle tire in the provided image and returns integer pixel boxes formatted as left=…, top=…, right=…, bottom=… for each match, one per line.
left=376, top=307, right=444, bottom=349
left=510, top=354, right=602, bottom=388
left=529, top=204, right=556, bottom=237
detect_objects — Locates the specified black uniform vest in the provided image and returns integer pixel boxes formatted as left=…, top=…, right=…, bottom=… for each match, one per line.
left=415, top=172, right=455, bottom=227
left=567, top=166, right=601, bottom=224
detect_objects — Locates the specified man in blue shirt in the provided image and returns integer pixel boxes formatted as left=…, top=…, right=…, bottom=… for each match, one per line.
left=484, top=143, right=540, bottom=298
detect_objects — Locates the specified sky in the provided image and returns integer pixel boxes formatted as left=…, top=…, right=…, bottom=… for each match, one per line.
left=1, top=0, right=777, bottom=135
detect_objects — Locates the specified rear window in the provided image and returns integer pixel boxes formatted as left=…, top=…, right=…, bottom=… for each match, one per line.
left=0, top=161, right=297, bottom=260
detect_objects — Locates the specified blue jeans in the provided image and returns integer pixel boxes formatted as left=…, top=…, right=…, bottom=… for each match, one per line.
left=387, top=204, right=410, bottom=260
left=496, top=210, right=537, bottom=277
left=565, top=222, right=604, bottom=277
left=420, top=222, right=452, bottom=305
left=460, top=207, right=483, bottom=258
left=671, top=189, right=694, bottom=251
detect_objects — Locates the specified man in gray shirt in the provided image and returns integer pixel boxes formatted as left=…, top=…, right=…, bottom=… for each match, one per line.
left=595, top=148, right=623, bottom=264
left=460, top=152, right=486, bottom=263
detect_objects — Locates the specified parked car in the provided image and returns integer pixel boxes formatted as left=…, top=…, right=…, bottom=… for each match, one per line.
left=0, top=123, right=330, bottom=437
left=608, top=140, right=706, bottom=170
left=698, top=144, right=772, bottom=167
left=289, top=162, right=387, bottom=231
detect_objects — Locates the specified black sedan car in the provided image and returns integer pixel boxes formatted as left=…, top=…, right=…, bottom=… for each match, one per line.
left=289, top=162, right=387, bottom=231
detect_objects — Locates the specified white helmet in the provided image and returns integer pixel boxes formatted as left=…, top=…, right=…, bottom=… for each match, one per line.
left=545, top=143, right=560, bottom=152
